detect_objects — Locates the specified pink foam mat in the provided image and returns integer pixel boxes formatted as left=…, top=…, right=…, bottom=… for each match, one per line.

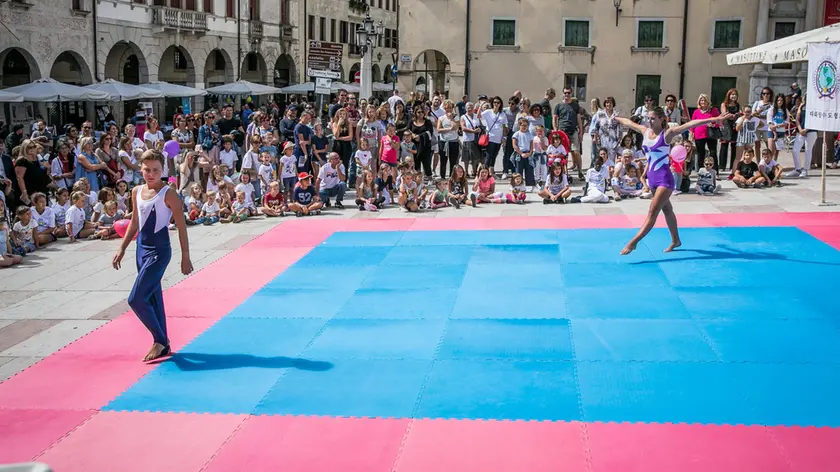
left=161, top=288, right=250, bottom=319
left=204, top=415, right=410, bottom=472
left=53, top=315, right=217, bottom=359
left=36, top=411, right=246, bottom=472
left=0, top=356, right=153, bottom=410
left=394, top=419, right=589, bottom=472
left=0, top=408, right=95, bottom=464
left=799, top=225, right=840, bottom=249
left=769, top=426, right=840, bottom=472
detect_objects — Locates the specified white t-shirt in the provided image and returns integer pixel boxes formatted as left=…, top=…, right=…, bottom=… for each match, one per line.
left=355, top=150, right=373, bottom=169
left=532, top=135, right=548, bottom=153
left=219, top=148, right=238, bottom=169
left=460, top=114, right=480, bottom=143
left=242, top=150, right=260, bottom=174
left=143, top=131, right=164, bottom=146
left=481, top=110, right=508, bottom=144
left=512, top=130, right=533, bottom=152
left=258, top=163, right=274, bottom=187
left=65, top=205, right=86, bottom=237
left=206, top=175, right=233, bottom=194
left=319, top=162, right=345, bottom=190
left=752, top=100, right=773, bottom=131
left=759, top=159, right=778, bottom=173
left=52, top=200, right=70, bottom=227
left=30, top=206, right=55, bottom=232
left=235, top=182, right=255, bottom=205
left=438, top=114, right=460, bottom=142
left=279, top=155, right=297, bottom=179
left=547, top=144, right=567, bottom=159
left=545, top=174, right=568, bottom=193
left=13, top=220, right=37, bottom=243
left=202, top=201, right=220, bottom=216
left=119, top=150, right=136, bottom=183
left=50, top=158, right=73, bottom=189
left=585, top=167, right=607, bottom=193
left=132, top=137, right=146, bottom=150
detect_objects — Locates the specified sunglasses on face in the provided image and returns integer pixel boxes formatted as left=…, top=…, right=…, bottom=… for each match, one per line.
left=563, top=92, right=571, bottom=95
left=645, top=99, right=653, bottom=103
left=762, top=92, right=771, bottom=96
left=666, top=99, right=675, bottom=102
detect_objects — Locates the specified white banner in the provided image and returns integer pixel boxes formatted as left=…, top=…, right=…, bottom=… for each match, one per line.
left=806, top=42, right=840, bottom=131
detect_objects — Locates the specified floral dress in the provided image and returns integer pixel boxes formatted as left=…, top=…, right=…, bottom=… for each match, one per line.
left=592, top=109, right=622, bottom=159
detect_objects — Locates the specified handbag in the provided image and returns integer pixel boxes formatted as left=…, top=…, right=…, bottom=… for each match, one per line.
left=707, top=124, right=722, bottom=140
left=477, top=113, right=501, bottom=148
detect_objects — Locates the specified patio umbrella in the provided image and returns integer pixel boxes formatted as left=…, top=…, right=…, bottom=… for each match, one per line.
left=0, top=90, right=23, bottom=102
left=140, top=81, right=207, bottom=98
left=727, top=22, right=840, bottom=65
left=279, top=83, right=315, bottom=94
left=84, top=79, right=164, bottom=101
left=205, top=80, right=284, bottom=96
left=2, top=78, right=110, bottom=102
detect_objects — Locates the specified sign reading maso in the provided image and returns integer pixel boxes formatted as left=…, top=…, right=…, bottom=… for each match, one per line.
left=308, top=41, right=343, bottom=75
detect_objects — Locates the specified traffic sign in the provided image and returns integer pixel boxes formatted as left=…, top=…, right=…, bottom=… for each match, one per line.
left=308, top=41, right=343, bottom=74
left=391, top=67, right=398, bottom=78
left=308, top=68, right=341, bottom=79
left=315, top=78, right=332, bottom=95
left=400, top=54, right=412, bottom=63
left=353, top=71, right=361, bottom=83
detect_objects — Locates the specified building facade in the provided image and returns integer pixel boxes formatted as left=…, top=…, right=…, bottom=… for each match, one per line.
left=397, top=0, right=828, bottom=111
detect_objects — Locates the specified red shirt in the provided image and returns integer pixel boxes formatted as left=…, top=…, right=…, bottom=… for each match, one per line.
left=263, top=192, right=284, bottom=207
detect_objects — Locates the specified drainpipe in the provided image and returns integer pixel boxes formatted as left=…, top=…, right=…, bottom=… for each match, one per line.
left=464, top=0, right=470, bottom=97
left=237, top=0, right=242, bottom=81
left=394, top=0, right=399, bottom=92
left=303, top=0, right=307, bottom=83
left=678, top=0, right=688, bottom=99
left=92, top=0, right=99, bottom=82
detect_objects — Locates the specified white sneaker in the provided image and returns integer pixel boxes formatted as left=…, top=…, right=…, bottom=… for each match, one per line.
left=501, top=173, right=508, bottom=180
left=673, top=190, right=682, bottom=195
left=800, top=170, right=808, bottom=178
left=364, top=202, right=378, bottom=211
left=168, top=223, right=176, bottom=230
left=640, top=192, right=652, bottom=199
left=526, top=186, right=534, bottom=193
left=785, top=169, right=801, bottom=178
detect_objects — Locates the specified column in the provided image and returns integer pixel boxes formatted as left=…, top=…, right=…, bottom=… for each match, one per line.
left=360, top=45, right=373, bottom=100
left=749, top=0, right=771, bottom=103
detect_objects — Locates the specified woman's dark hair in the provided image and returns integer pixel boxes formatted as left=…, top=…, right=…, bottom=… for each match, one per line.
left=604, top=96, right=616, bottom=107
left=772, top=93, right=787, bottom=114
left=529, top=104, right=542, bottom=114
left=509, top=96, right=520, bottom=106
left=761, top=86, right=774, bottom=101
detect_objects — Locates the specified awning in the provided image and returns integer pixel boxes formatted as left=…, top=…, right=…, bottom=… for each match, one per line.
left=2, top=78, right=110, bottom=102
left=84, top=79, right=164, bottom=101
left=0, top=90, right=24, bottom=102
left=140, top=81, right=207, bottom=98
left=205, top=80, right=284, bottom=96
left=727, top=23, right=840, bottom=65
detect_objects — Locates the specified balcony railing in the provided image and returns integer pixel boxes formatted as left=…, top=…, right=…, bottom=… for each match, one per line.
left=249, top=20, right=264, bottom=40
left=152, top=6, right=208, bottom=33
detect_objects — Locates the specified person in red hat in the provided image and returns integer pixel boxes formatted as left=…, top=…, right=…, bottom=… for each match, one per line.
left=287, top=171, right=323, bottom=216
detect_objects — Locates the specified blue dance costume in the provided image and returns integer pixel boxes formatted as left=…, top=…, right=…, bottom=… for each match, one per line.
left=128, top=186, right=172, bottom=348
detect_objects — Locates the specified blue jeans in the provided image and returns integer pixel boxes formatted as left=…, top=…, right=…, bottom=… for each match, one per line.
left=195, top=216, right=219, bottom=225
left=514, top=155, right=535, bottom=186
left=319, top=182, right=346, bottom=203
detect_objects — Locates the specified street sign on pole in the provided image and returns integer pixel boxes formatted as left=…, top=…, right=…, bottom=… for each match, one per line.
left=391, top=67, right=398, bottom=79
left=307, top=68, right=340, bottom=79
left=308, top=41, right=343, bottom=78
left=353, top=71, right=361, bottom=83
left=315, top=78, right=332, bottom=95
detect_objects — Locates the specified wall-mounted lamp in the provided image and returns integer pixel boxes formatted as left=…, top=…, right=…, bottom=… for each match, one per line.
left=377, top=51, right=383, bottom=62
left=613, top=0, right=622, bottom=27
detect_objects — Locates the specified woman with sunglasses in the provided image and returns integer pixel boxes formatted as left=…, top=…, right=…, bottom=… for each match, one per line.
left=614, top=107, right=732, bottom=255
left=198, top=112, right=221, bottom=168
left=481, top=96, right=508, bottom=175
left=751, top=87, right=774, bottom=158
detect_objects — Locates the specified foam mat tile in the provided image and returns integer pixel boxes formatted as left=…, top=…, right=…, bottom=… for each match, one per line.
left=560, top=261, right=671, bottom=288
left=437, top=319, right=573, bottom=361
left=294, top=246, right=393, bottom=266
left=677, top=288, right=828, bottom=321
left=334, top=288, right=458, bottom=319
left=395, top=418, right=588, bottom=472
left=37, top=411, right=245, bottom=472
left=205, top=415, right=410, bottom=472
left=572, top=319, right=718, bottom=361
left=564, top=286, right=689, bottom=319
left=415, top=360, right=581, bottom=421
left=230, top=288, right=354, bottom=319
left=698, top=319, right=840, bottom=363
left=469, top=244, right=562, bottom=265
left=182, top=318, right=327, bottom=357
left=398, top=230, right=484, bottom=246
left=263, top=265, right=376, bottom=290
left=321, top=230, right=406, bottom=247
left=380, top=244, right=475, bottom=266
left=451, top=288, right=566, bottom=319
left=770, top=426, right=840, bottom=472
left=360, top=263, right=466, bottom=290
left=255, top=359, right=430, bottom=417
left=303, top=319, right=447, bottom=359
left=0, top=408, right=95, bottom=463
left=161, top=288, right=251, bottom=318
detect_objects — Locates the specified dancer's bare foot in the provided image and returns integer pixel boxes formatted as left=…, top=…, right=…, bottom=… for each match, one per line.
left=664, top=240, right=682, bottom=252
left=143, top=343, right=171, bottom=362
left=620, top=242, right=637, bottom=255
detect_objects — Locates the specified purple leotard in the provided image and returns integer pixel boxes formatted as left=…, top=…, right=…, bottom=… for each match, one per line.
left=641, top=129, right=675, bottom=190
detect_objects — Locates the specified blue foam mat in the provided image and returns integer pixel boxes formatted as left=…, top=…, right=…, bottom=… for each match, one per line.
left=302, top=318, right=447, bottom=359
left=438, top=319, right=574, bottom=360
left=572, top=319, right=718, bottom=361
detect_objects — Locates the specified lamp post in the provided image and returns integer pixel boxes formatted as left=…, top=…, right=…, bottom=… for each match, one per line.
left=391, top=51, right=398, bottom=93
left=355, top=13, right=384, bottom=100
left=613, top=0, right=622, bottom=27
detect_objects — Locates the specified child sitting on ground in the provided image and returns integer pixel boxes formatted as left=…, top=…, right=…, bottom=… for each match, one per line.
left=415, top=173, right=429, bottom=209
left=234, top=172, right=259, bottom=216
left=758, top=148, right=783, bottom=187
left=429, top=178, right=452, bottom=209
left=398, top=170, right=420, bottom=212
left=225, top=191, right=250, bottom=223
left=376, top=164, right=395, bottom=206
left=356, top=170, right=383, bottom=211
left=288, top=172, right=323, bottom=216
left=30, top=192, right=56, bottom=247
left=184, top=182, right=204, bottom=223
left=262, top=181, right=287, bottom=217
left=217, top=187, right=233, bottom=220
left=12, top=206, right=38, bottom=254
left=470, top=166, right=504, bottom=206
left=0, top=205, right=23, bottom=267
left=506, top=173, right=527, bottom=204
left=92, top=201, right=125, bottom=240
left=51, top=188, right=70, bottom=238
left=196, top=191, right=221, bottom=225
left=695, top=157, right=721, bottom=195
left=449, top=164, right=468, bottom=208
left=573, top=155, right=610, bottom=203
left=539, top=163, right=571, bottom=203
left=620, top=166, right=644, bottom=198
left=65, top=191, right=96, bottom=242
left=733, top=148, right=763, bottom=188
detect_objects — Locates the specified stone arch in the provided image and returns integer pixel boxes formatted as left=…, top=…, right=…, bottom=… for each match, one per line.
left=273, top=54, right=296, bottom=88
left=241, top=52, right=268, bottom=84
left=0, top=47, right=41, bottom=87
left=349, top=62, right=361, bottom=83
left=371, top=64, right=381, bottom=84
left=204, top=48, right=233, bottom=88
left=104, top=41, right=149, bottom=85
left=383, top=64, right=393, bottom=84
left=49, top=51, right=93, bottom=85
left=158, top=45, right=197, bottom=86
left=413, top=49, right=450, bottom=96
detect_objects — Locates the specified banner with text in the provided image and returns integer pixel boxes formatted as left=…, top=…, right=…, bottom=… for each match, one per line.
left=806, top=42, right=840, bottom=131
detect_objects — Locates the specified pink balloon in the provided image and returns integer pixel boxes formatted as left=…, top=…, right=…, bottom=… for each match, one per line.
left=670, top=145, right=687, bottom=163
left=164, top=139, right=181, bottom=158
left=113, top=219, right=135, bottom=239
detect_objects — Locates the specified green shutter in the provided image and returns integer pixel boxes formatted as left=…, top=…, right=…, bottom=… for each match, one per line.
left=713, top=21, right=741, bottom=49
left=565, top=21, right=589, bottom=47
left=492, top=20, right=516, bottom=46
left=637, top=21, right=664, bottom=49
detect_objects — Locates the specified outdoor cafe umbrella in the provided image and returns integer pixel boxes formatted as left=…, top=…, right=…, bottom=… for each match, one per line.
left=278, top=82, right=360, bottom=94
left=0, top=90, right=23, bottom=102
left=2, top=78, right=110, bottom=102
left=84, top=79, right=163, bottom=101
left=205, top=80, right=284, bottom=96
left=140, top=81, right=207, bottom=98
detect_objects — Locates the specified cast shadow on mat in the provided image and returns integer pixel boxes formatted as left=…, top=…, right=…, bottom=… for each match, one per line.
left=158, top=352, right=334, bottom=373
left=631, top=244, right=840, bottom=266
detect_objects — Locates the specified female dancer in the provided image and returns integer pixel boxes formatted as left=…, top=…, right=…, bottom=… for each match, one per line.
left=113, top=149, right=193, bottom=361
left=615, top=107, right=732, bottom=255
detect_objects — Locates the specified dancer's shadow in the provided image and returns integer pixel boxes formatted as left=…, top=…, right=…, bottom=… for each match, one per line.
left=158, top=352, right=334, bottom=372
left=631, top=243, right=840, bottom=267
